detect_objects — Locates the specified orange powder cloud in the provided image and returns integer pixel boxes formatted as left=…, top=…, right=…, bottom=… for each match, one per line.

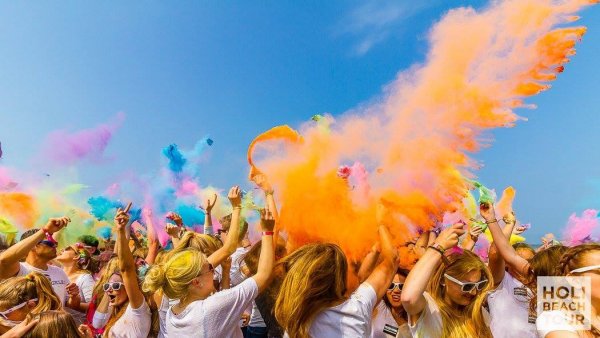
left=249, top=0, right=596, bottom=262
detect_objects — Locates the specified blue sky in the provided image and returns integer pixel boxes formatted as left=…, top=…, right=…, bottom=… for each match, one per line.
left=0, top=1, right=598, bottom=241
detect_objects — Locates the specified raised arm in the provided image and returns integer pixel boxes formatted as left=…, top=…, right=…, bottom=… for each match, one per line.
left=207, top=186, right=243, bottom=267
left=202, top=194, right=218, bottom=235
left=488, top=211, right=518, bottom=286
left=414, top=231, right=431, bottom=258
left=252, top=208, right=275, bottom=293
left=252, top=173, right=278, bottom=221
left=165, top=212, right=184, bottom=248
left=143, top=208, right=160, bottom=265
left=357, top=243, right=381, bottom=283
left=481, top=203, right=529, bottom=276
left=402, top=223, right=464, bottom=318
left=0, top=217, right=70, bottom=279
left=115, top=203, right=145, bottom=309
left=461, top=223, right=483, bottom=251
left=365, top=224, right=399, bottom=300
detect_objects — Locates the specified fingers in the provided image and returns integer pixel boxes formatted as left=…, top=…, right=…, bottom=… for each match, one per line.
left=123, top=202, right=132, bottom=214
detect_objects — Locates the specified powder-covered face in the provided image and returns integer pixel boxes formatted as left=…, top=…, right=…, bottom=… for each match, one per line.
left=385, top=274, right=406, bottom=308
left=56, top=246, right=78, bottom=263
left=106, top=274, right=128, bottom=307
left=444, top=269, right=484, bottom=307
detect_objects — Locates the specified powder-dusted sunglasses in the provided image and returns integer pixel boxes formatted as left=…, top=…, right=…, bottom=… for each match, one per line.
left=0, top=298, right=38, bottom=319
left=103, top=282, right=124, bottom=292
left=387, top=282, right=404, bottom=292
left=444, top=274, right=488, bottom=293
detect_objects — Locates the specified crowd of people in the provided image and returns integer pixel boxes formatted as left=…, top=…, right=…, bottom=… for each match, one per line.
left=0, top=174, right=598, bottom=338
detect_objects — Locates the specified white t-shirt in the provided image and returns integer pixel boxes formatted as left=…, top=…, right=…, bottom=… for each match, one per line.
left=488, top=272, right=537, bottom=338
left=66, top=273, right=96, bottom=325
left=282, top=282, right=377, bottom=338
left=166, top=277, right=259, bottom=338
left=17, top=262, right=69, bottom=304
left=76, top=273, right=95, bottom=302
left=158, top=295, right=180, bottom=338
left=536, top=310, right=578, bottom=337
left=230, top=247, right=249, bottom=287
left=108, top=300, right=151, bottom=338
left=407, top=292, right=444, bottom=338
left=371, top=302, right=411, bottom=338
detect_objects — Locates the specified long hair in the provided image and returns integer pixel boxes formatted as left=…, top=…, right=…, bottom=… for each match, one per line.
left=382, top=268, right=410, bottom=311
left=526, top=245, right=567, bottom=315
left=23, top=311, right=82, bottom=338
left=243, top=239, right=287, bottom=276
left=102, top=272, right=128, bottom=338
left=0, top=272, right=62, bottom=315
left=92, top=256, right=119, bottom=305
left=274, top=243, right=348, bottom=338
left=142, top=249, right=206, bottom=300
left=167, top=232, right=221, bottom=260
left=427, top=250, right=493, bottom=338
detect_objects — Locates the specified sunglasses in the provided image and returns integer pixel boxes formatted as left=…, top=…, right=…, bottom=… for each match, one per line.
left=38, top=240, right=57, bottom=248
left=0, top=299, right=38, bottom=320
left=570, top=265, right=600, bottom=274
left=387, top=282, right=404, bottom=292
left=103, top=282, right=124, bottom=292
left=444, top=274, right=488, bottom=293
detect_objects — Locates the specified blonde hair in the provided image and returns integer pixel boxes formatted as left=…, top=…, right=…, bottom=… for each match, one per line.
left=23, top=311, right=81, bottom=338
left=167, top=232, right=221, bottom=260
left=427, top=250, right=493, bottom=338
left=274, top=243, right=348, bottom=338
left=143, top=249, right=207, bottom=300
left=0, top=272, right=62, bottom=316
left=220, top=214, right=248, bottom=243
left=526, top=245, right=567, bottom=316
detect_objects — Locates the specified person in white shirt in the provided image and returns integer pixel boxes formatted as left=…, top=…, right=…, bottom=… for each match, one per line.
left=275, top=204, right=398, bottom=338
left=56, top=242, right=96, bottom=325
left=486, top=209, right=539, bottom=338
left=143, top=186, right=276, bottom=338
left=0, top=217, right=81, bottom=310
left=537, top=243, right=600, bottom=338
left=371, top=269, right=411, bottom=338
left=92, top=203, right=151, bottom=338
left=152, top=186, right=246, bottom=338
left=401, top=221, right=493, bottom=338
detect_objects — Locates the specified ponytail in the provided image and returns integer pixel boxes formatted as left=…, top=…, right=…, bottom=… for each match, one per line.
left=142, top=249, right=205, bottom=300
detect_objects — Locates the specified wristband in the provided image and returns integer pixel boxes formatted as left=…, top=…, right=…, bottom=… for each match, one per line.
left=265, top=190, right=274, bottom=196
left=262, top=231, right=274, bottom=236
left=485, top=219, right=498, bottom=224
left=428, top=244, right=445, bottom=256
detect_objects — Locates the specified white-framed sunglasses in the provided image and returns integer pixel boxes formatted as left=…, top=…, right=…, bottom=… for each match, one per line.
left=569, top=265, right=600, bottom=274
left=0, top=298, right=38, bottom=319
left=444, top=274, right=488, bottom=293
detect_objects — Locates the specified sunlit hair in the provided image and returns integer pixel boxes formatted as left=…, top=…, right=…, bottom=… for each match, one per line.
left=274, top=243, right=348, bottom=338
left=0, top=272, right=62, bottom=316
left=219, top=214, right=248, bottom=243
left=427, top=250, right=493, bottom=338
left=102, top=272, right=128, bottom=338
left=142, top=249, right=207, bottom=300
left=23, top=311, right=82, bottom=338
left=512, top=242, right=535, bottom=257
left=557, top=243, right=600, bottom=336
left=558, top=242, right=600, bottom=275
left=526, top=245, right=567, bottom=315
left=166, top=232, right=222, bottom=261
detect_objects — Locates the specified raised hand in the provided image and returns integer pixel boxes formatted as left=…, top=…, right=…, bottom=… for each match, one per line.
left=165, top=223, right=181, bottom=238
left=228, top=186, right=242, bottom=208
left=469, top=224, right=484, bottom=242
left=251, top=173, right=274, bottom=194
left=115, top=202, right=132, bottom=231
left=434, top=223, right=465, bottom=250
left=166, top=212, right=183, bottom=227
left=259, top=208, right=275, bottom=232
left=42, top=217, right=71, bottom=234
left=479, top=202, right=496, bottom=222
left=502, top=211, right=516, bottom=225
left=203, top=194, right=218, bottom=214
left=78, top=324, right=94, bottom=338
